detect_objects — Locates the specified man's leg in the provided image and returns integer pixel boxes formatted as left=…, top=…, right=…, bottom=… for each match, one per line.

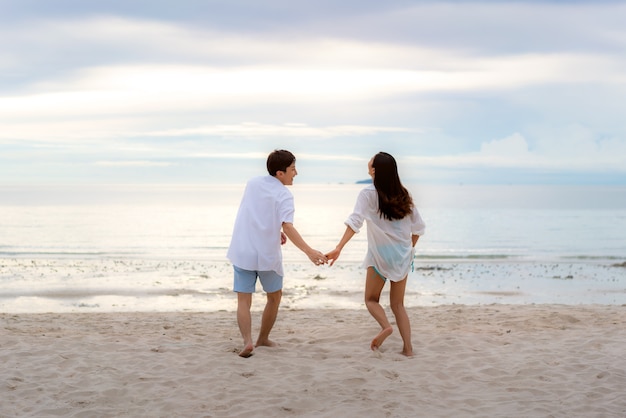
left=256, top=289, right=282, bottom=347
left=237, top=292, right=254, bottom=357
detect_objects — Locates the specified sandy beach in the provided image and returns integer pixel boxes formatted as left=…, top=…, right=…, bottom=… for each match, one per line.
left=2, top=304, right=626, bottom=417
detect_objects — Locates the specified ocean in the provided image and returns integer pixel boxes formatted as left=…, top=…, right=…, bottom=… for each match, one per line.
left=1, top=183, right=625, bottom=312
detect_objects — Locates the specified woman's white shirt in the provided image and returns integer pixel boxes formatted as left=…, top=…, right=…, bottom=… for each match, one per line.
left=345, top=185, right=426, bottom=281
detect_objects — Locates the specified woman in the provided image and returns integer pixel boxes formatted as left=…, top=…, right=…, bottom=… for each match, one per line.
left=326, top=152, right=425, bottom=356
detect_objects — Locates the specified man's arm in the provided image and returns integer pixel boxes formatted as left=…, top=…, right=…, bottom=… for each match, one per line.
left=282, top=222, right=327, bottom=265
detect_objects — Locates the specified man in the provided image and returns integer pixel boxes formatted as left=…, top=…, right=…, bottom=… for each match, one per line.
left=227, top=149, right=327, bottom=357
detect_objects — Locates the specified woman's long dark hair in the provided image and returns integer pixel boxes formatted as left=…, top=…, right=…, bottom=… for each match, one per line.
left=372, top=152, right=413, bottom=221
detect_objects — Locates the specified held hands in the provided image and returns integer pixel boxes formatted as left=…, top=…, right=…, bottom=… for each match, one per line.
left=307, top=250, right=328, bottom=266
left=279, top=226, right=326, bottom=265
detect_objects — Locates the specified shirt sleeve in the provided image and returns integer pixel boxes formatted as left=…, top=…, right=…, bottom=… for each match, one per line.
left=278, top=193, right=295, bottom=224
left=410, top=206, right=426, bottom=236
left=345, top=189, right=369, bottom=233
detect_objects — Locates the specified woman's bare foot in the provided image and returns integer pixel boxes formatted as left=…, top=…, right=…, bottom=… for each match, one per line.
left=255, top=338, right=278, bottom=348
left=370, top=326, right=393, bottom=351
left=401, top=348, right=414, bottom=357
left=238, top=342, right=254, bottom=358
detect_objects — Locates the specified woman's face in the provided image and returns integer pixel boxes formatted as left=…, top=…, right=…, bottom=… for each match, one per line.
left=368, top=157, right=375, bottom=179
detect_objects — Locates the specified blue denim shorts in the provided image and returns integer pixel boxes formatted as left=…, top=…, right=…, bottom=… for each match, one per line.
left=233, top=265, right=283, bottom=293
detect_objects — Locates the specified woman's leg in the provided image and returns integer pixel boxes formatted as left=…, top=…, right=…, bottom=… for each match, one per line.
left=365, top=267, right=393, bottom=350
left=390, top=276, right=413, bottom=356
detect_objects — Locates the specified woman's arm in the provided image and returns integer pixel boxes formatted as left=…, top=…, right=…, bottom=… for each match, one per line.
left=326, top=225, right=356, bottom=266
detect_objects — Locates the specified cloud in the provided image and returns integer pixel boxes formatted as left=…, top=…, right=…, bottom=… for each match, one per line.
left=94, top=161, right=174, bottom=167
left=138, top=123, right=416, bottom=139
left=480, top=133, right=531, bottom=158
left=406, top=131, right=626, bottom=173
left=1, top=48, right=621, bottom=144
left=2, top=3, right=626, bottom=185
left=312, top=2, right=626, bottom=55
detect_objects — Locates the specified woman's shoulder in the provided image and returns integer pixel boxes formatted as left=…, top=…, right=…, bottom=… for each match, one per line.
left=355, top=185, right=377, bottom=210
left=357, top=184, right=377, bottom=199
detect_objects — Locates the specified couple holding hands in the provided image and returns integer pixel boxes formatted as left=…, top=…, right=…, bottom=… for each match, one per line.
left=227, top=150, right=426, bottom=358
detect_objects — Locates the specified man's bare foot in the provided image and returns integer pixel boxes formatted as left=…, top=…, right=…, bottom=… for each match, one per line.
left=255, top=339, right=278, bottom=348
left=401, top=348, right=414, bottom=357
left=370, top=326, right=393, bottom=351
left=239, top=342, right=254, bottom=358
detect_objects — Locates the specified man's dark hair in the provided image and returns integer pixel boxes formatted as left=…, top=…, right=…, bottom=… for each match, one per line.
left=267, top=149, right=296, bottom=176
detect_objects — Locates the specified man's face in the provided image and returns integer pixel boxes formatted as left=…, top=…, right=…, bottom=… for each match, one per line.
left=277, top=162, right=297, bottom=185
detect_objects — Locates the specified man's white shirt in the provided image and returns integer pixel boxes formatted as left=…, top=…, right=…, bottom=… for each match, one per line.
left=227, top=175, right=294, bottom=276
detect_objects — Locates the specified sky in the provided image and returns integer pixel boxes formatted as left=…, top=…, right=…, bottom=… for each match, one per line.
left=1, top=0, right=626, bottom=186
